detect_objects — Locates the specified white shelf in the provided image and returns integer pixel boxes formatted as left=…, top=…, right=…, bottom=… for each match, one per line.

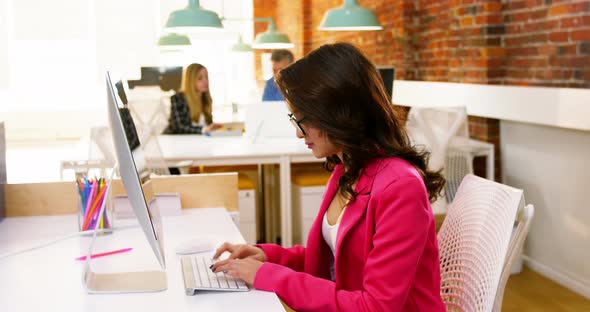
left=393, top=80, right=590, bottom=132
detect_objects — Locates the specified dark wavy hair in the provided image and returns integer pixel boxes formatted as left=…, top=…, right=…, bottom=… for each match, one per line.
left=275, top=42, right=445, bottom=202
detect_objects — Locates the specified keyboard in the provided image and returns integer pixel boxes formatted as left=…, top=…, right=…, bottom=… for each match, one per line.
left=181, top=256, right=249, bottom=295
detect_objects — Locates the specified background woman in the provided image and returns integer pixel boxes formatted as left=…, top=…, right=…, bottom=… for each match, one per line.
left=163, top=63, right=221, bottom=134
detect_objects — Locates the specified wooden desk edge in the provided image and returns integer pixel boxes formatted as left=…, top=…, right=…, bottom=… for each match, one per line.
left=5, top=173, right=238, bottom=217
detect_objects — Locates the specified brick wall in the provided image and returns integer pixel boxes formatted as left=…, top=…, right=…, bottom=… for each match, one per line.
left=253, top=0, right=590, bottom=180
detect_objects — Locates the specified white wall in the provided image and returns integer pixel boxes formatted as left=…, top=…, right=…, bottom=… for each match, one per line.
left=501, top=120, right=590, bottom=298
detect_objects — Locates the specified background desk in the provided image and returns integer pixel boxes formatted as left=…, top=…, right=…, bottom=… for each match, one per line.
left=0, top=208, right=285, bottom=311
left=158, top=135, right=320, bottom=247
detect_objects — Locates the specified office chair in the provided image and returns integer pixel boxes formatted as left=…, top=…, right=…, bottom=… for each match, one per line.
left=437, top=174, right=532, bottom=312
left=405, top=106, right=470, bottom=213
left=444, top=149, right=473, bottom=203
left=59, top=127, right=116, bottom=179
left=493, top=203, right=535, bottom=311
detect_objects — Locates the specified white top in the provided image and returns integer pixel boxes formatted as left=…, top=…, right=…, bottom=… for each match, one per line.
left=322, top=212, right=340, bottom=256
left=322, top=206, right=347, bottom=256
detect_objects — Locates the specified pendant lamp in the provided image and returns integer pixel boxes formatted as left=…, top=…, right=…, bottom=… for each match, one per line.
left=252, top=18, right=295, bottom=49
left=319, top=0, right=382, bottom=31
left=157, top=33, right=191, bottom=51
left=165, top=0, right=224, bottom=33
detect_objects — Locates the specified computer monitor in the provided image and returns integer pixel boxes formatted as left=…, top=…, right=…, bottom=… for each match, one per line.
left=83, top=71, right=167, bottom=293
left=0, top=121, right=6, bottom=221
left=107, top=71, right=165, bottom=267
left=127, top=66, right=183, bottom=92
left=377, top=66, right=395, bottom=99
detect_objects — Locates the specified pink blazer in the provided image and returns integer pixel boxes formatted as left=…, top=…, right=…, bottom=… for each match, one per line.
left=254, top=158, right=445, bottom=312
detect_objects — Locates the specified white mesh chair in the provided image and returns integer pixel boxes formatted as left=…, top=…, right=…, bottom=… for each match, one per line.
left=444, top=149, right=473, bottom=203
left=493, top=203, right=534, bottom=312
left=59, top=127, right=116, bottom=179
left=438, top=174, right=526, bottom=312
left=126, top=87, right=193, bottom=176
left=406, top=106, right=470, bottom=213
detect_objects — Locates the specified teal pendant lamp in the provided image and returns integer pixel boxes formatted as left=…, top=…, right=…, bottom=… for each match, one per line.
left=319, top=0, right=383, bottom=31
left=165, top=0, right=223, bottom=33
left=252, top=18, right=295, bottom=50
left=231, top=35, right=253, bottom=52
left=158, top=33, right=191, bottom=51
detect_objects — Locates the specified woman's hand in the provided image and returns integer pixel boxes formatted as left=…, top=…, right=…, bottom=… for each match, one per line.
left=212, top=242, right=267, bottom=262
left=204, top=122, right=223, bottom=133
left=210, top=257, right=264, bottom=286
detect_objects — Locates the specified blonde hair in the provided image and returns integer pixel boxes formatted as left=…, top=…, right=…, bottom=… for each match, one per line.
left=182, top=63, right=213, bottom=124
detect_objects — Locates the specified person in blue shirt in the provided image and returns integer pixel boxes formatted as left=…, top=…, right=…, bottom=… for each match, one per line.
left=262, top=49, right=294, bottom=101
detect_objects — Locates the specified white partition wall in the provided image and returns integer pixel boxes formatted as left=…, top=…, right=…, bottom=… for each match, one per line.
left=501, top=121, right=590, bottom=299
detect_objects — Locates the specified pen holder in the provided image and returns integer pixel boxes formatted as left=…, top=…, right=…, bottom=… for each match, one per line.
left=76, top=176, right=114, bottom=234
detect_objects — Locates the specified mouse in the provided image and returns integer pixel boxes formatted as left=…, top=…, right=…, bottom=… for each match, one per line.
left=175, top=238, right=214, bottom=255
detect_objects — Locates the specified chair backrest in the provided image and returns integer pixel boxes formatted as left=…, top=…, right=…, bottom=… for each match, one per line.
left=493, top=204, right=535, bottom=312
left=89, top=126, right=116, bottom=164
left=438, top=174, right=523, bottom=311
left=444, top=149, right=474, bottom=203
left=406, top=106, right=469, bottom=171
left=406, top=106, right=470, bottom=214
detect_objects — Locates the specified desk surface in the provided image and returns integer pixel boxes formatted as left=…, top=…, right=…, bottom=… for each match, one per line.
left=0, top=208, right=285, bottom=312
left=158, top=135, right=317, bottom=164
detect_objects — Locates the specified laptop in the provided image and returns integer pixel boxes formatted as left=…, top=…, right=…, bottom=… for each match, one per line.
left=244, top=101, right=295, bottom=139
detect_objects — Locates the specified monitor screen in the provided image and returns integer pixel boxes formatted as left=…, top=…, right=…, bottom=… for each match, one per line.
left=127, top=66, right=183, bottom=92
left=378, top=67, right=395, bottom=99
left=106, top=71, right=166, bottom=268
left=0, top=121, right=5, bottom=221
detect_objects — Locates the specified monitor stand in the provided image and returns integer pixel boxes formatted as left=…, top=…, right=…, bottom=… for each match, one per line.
left=82, top=164, right=167, bottom=293
left=84, top=270, right=167, bottom=293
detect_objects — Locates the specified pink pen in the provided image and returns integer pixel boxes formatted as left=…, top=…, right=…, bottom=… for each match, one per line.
left=75, top=247, right=133, bottom=261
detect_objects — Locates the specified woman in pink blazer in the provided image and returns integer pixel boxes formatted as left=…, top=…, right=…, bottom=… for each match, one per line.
left=212, top=43, right=446, bottom=311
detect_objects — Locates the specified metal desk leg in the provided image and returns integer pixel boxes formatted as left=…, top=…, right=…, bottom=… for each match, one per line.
left=279, top=155, right=292, bottom=247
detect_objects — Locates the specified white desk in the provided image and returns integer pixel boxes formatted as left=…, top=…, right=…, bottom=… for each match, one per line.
left=0, top=208, right=285, bottom=312
left=157, top=135, right=320, bottom=247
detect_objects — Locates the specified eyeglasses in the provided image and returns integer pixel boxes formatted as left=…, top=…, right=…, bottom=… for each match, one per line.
left=288, top=113, right=307, bottom=135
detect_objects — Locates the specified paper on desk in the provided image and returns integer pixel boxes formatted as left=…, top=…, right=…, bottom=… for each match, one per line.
left=114, top=193, right=181, bottom=219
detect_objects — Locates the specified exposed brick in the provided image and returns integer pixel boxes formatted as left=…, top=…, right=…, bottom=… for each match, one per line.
left=481, top=47, right=506, bottom=57
left=460, top=16, right=474, bottom=27
left=560, top=16, right=585, bottom=28
left=476, top=14, right=502, bottom=25
left=549, top=31, right=569, bottom=42
left=260, top=0, right=590, bottom=184
left=481, top=25, right=506, bottom=35
left=504, top=12, right=531, bottom=23
left=531, top=8, right=548, bottom=20
left=523, top=21, right=547, bottom=33
left=571, top=29, right=590, bottom=41
left=557, top=44, right=578, bottom=55
left=505, top=1, right=527, bottom=11
left=538, top=45, right=557, bottom=55
left=548, top=3, right=570, bottom=17
left=481, top=2, right=503, bottom=13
